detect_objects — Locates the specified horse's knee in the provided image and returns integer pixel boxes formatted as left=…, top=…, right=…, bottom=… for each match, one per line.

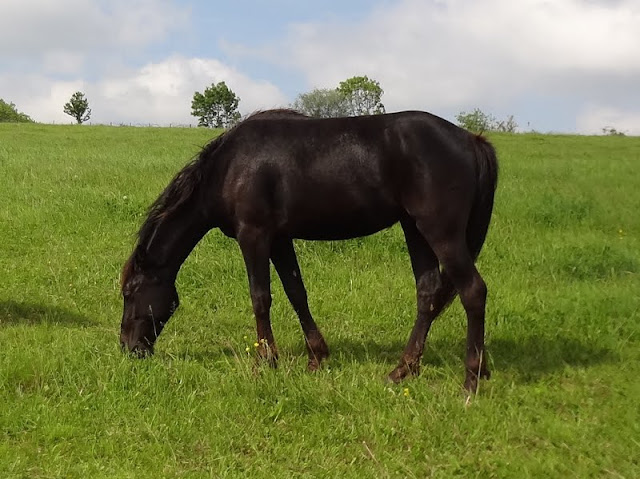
left=251, top=290, right=272, bottom=316
left=458, top=273, right=486, bottom=315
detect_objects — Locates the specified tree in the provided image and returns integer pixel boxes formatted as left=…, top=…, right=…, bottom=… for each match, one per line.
left=337, top=75, right=385, bottom=116
left=0, top=99, right=34, bottom=123
left=602, top=127, right=625, bottom=136
left=494, top=115, right=518, bottom=133
left=456, top=108, right=518, bottom=133
left=63, top=91, right=91, bottom=124
left=291, top=88, right=349, bottom=118
left=455, top=108, right=495, bottom=133
left=191, top=81, right=241, bottom=128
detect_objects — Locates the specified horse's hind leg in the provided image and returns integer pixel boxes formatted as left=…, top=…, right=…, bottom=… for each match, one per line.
left=420, top=228, right=490, bottom=393
left=237, top=225, right=278, bottom=365
left=388, top=219, right=456, bottom=383
left=271, top=239, right=329, bottom=371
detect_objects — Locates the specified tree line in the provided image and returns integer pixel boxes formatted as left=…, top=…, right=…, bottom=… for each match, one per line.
left=190, top=75, right=385, bottom=128
left=1, top=76, right=537, bottom=134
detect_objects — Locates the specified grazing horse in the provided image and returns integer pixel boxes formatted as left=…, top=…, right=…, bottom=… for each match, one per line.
left=119, top=109, right=498, bottom=392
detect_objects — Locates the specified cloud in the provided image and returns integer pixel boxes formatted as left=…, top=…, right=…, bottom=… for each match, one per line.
left=0, top=0, right=189, bottom=72
left=0, top=0, right=286, bottom=125
left=577, top=106, right=640, bottom=135
left=269, top=0, right=640, bottom=129
left=0, top=57, right=288, bottom=125
left=94, top=57, right=289, bottom=125
left=3, top=0, right=639, bottom=132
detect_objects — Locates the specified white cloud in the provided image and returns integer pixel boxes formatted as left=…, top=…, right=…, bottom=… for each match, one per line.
left=42, top=51, right=86, bottom=76
left=93, top=57, right=289, bottom=125
left=0, top=0, right=189, bottom=58
left=3, top=0, right=639, bottom=132
left=269, top=0, right=640, bottom=128
left=577, top=106, right=640, bottom=135
left=0, top=57, right=288, bottom=125
left=0, top=0, right=285, bottom=125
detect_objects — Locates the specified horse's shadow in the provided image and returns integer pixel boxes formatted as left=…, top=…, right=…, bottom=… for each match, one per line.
left=326, top=334, right=617, bottom=383
left=0, top=300, right=93, bottom=327
left=166, top=332, right=617, bottom=384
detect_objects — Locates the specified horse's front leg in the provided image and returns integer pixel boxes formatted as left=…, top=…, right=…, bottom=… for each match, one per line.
left=271, top=239, right=329, bottom=371
left=237, top=226, right=278, bottom=366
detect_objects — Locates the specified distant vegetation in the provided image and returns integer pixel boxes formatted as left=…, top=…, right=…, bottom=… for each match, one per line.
left=2, top=83, right=632, bottom=136
left=291, top=88, right=349, bottom=118
left=191, top=81, right=241, bottom=128
left=292, top=75, right=385, bottom=118
left=602, top=126, right=625, bottom=136
left=0, top=99, right=33, bottom=123
left=63, top=91, right=92, bottom=124
left=456, top=108, right=518, bottom=133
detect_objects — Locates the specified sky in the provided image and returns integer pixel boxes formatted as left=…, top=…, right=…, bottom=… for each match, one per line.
left=1, top=0, right=639, bottom=134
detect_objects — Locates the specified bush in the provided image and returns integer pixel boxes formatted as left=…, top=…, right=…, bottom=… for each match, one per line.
left=602, top=127, right=625, bottom=136
left=456, top=108, right=517, bottom=133
left=0, top=99, right=34, bottom=123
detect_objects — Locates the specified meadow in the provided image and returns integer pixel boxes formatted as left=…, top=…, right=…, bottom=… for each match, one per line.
left=0, top=122, right=638, bottom=478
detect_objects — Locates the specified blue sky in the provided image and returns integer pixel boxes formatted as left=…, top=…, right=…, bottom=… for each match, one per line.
left=1, top=0, right=639, bottom=134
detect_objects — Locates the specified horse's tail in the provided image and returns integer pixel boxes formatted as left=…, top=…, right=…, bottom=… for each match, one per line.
left=467, top=134, right=499, bottom=260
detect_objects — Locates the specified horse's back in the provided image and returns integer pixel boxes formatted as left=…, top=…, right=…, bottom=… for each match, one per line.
left=219, top=111, right=477, bottom=239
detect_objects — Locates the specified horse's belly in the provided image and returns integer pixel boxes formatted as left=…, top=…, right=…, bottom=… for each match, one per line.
left=288, top=205, right=400, bottom=240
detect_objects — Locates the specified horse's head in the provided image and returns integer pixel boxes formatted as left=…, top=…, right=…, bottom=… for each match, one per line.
left=119, top=265, right=179, bottom=357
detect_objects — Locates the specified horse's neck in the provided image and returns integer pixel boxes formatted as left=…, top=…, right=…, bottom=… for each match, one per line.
left=140, top=211, right=211, bottom=280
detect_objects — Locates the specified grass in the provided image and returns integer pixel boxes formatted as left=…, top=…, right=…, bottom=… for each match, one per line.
left=0, top=123, right=639, bottom=478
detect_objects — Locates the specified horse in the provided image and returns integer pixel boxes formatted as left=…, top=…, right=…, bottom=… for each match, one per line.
left=119, top=109, right=498, bottom=392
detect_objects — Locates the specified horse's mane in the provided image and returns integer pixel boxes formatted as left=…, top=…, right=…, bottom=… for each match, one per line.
left=121, top=132, right=226, bottom=289
left=121, top=109, right=308, bottom=290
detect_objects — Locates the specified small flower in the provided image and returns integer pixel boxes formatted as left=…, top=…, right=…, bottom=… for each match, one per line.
left=245, top=346, right=250, bottom=353
left=254, top=342, right=259, bottom=348
left=403, top=388, right=410, bottom=397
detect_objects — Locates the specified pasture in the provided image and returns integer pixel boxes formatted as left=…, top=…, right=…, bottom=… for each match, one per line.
left=0, top=123, right=638, bottom=478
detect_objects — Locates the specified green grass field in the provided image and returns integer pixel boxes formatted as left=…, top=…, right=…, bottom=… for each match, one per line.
left=1, top=123, right=639, bottom=478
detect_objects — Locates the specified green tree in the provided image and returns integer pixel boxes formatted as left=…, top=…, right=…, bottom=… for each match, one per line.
left=291, top=88, right=349, bottom=118
left=0, top=99, right=34, bottom=123
left=455, top=108, right=518, bottom=134
left=337, top=75, right=385, bottom=116
left=191, top=81, right=241, bottom=128
left=63, top=91, right=91, bottom=124
left=455, top=108, right=495, bottom=133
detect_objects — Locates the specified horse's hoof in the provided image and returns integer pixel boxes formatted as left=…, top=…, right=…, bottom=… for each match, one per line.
left=464, top=368, right=490, bottom=394
left=307, top=358, right=321, bottom=372
left=464, top=376, right=478, bottom=394
left=257, top=344, right=278, bottom=368
left=387, top=363, right=419, bottom=384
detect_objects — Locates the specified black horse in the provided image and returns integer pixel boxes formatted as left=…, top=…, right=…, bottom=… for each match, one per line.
left=120, top=109, right=498, bottom=392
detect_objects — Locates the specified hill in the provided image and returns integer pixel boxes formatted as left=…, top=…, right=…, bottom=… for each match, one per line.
left=0, top=123, right=639, bottom=477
